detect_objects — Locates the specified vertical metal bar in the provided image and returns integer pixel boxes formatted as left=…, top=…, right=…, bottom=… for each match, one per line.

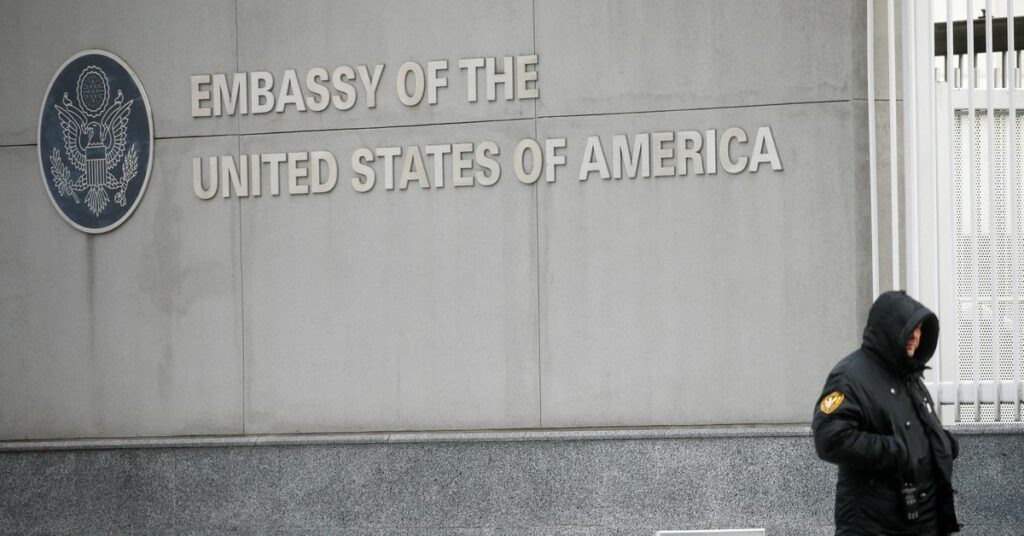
left=869, top=0, right=881, bottom=299
left=985, top=1, right=1001, bottom=421
left=968, top=0, right=982, bottom=420
left=888, top=0, right=902, bottom=290
left=947, top=0, right=961, bottom=423
left=954, top=54, right=962, bottom=88
left=1008, top=0, right=1022, bottom=421
left=928, top=0, right=942, bottom=414
left=904, top=0, right=919, bottom=298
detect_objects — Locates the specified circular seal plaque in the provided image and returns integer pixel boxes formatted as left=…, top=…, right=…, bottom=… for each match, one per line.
left=38, top=50, right=153, bottom=234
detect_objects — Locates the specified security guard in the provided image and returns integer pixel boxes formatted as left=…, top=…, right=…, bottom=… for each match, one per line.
left=813, top=291, right=960, bottom=535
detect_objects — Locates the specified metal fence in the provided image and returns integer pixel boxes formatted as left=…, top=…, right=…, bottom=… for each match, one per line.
left=869, top=0, right=1024, bottom=424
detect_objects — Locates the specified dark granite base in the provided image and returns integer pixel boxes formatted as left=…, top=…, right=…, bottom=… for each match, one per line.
left=1, top=429, right=1021, bottom=535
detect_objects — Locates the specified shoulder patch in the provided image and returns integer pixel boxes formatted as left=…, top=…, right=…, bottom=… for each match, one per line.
left=819, top=391, right=845, bottom=414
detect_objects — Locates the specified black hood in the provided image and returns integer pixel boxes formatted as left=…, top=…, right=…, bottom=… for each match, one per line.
left=861, top=290, right=940, bottom=376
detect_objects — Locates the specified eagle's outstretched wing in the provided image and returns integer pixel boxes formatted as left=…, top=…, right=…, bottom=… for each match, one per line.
left=102, top=91, right=133, bottom=170
left=54, top=94, right=86, bottom=172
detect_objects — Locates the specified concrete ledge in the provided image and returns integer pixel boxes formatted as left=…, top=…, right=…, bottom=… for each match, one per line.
left=0, top=424, right=815, bottom=452
left=941, top=422, right=1024, bottom=435
left=3, top=422, right=1022, bottom=452
left=8, top=424, right=1024, bottom=452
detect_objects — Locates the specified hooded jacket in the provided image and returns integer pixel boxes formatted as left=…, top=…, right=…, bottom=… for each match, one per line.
left=812, top=291, right=960, bottom=535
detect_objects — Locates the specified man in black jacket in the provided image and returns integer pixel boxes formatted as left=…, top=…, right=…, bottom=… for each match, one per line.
left=813, top=291, right=960, bottom=535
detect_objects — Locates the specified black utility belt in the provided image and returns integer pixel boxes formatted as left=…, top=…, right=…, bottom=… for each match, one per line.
left=901, top=477, right=938, bottom=522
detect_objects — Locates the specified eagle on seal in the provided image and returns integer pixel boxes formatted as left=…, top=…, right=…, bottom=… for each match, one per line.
left=52, top=65, right=137, bottom=216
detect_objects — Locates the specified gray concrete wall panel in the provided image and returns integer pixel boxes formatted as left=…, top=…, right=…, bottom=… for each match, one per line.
left=0, top=138, right=243, bottom=440
left=0, top=0, right=238, bottom=146
left=535, top=0, right=856, bottom=117
left=239, top=121, right=540, bottom=434
left=1, top=430, right=1020, bottom=534
left=536, top=103, right=865, bottom=427
left=235, top=0, right=535, bottom=135
left=0, top=146, right=96, bottom=439
left=0, top=0, right=895, bottom=439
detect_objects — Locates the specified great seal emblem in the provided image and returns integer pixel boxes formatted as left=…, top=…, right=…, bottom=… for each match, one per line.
left=38, top=50, right=153, bottom=233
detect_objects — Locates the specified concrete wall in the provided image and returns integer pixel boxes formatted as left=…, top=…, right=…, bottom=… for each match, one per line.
left=2, top=0, right=873, bottom=440
left=2, top=427, right=1022, bottom=535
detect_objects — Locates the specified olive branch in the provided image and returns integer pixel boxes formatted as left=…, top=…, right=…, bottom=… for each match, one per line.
left=115, top=145, right=138, bottom=207
left=49, top=148, right=79, bottom=203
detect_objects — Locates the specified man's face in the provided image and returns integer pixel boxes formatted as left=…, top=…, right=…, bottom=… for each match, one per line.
left=906, top=323, right=922, bottom=357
